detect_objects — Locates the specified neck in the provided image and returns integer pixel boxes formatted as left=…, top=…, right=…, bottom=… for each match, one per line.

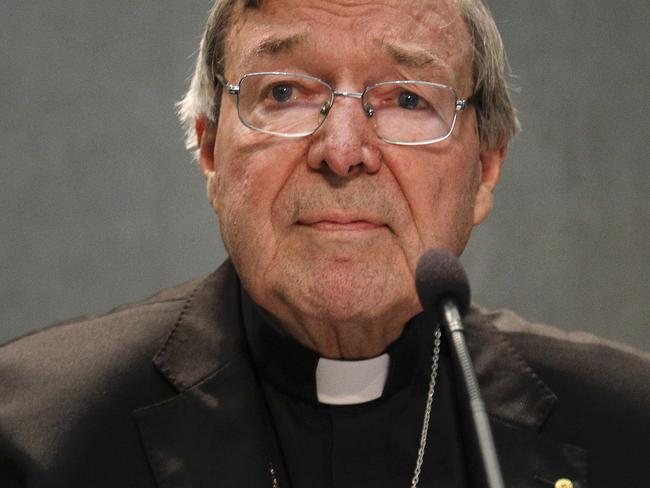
left=247, top=288, right=421, bottom=359
left=262, top=303, right=414, bottom=359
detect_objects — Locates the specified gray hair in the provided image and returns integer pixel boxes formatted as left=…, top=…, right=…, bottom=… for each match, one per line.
left=177, top=0, right=519, bottom=156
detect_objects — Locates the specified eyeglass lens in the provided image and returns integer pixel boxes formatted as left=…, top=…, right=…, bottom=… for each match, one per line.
left=236, top=73, right=458, bottom=143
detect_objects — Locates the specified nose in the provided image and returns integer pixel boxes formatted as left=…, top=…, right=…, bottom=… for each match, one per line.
left=306, top=95, right=382, bottom=177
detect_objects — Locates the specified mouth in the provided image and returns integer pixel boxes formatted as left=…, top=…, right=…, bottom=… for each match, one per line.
left=297, top=214, right=386, bottom=232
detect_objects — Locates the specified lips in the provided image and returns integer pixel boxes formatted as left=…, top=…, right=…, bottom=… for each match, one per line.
left=308, top=221, right=382, bottom=231
left=297, top=213, right=385, bottom=232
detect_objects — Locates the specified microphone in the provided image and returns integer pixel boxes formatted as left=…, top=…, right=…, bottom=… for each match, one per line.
left=416, top=249, right=505, bottom=488
left=415, top=247, right=471, bottom=317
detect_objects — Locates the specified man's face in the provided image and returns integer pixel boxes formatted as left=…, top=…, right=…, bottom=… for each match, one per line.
left=199, top=0, right=505, bottom=358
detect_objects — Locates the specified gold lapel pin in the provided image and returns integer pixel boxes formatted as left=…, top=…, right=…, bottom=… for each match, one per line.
left=554, top=479, right=573, bottom=488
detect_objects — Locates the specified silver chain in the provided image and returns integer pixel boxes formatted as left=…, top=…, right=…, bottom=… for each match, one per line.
left=410, top=326, right=442, bottom=488
left=269, top=326, right=442, bottom=488
left=269, top=462, right=280, bottom=488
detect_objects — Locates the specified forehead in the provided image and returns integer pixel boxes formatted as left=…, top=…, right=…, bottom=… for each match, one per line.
left=225, top=0, right=473, bottom=88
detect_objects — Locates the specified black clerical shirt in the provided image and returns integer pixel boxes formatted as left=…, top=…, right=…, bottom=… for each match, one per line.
left=241, top=294, right=469, bottom=488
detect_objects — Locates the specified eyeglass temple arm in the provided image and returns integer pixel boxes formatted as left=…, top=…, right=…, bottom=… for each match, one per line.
left=458, top=91, right=481, bottom=111
left=215, top=73, right=239, bottom=95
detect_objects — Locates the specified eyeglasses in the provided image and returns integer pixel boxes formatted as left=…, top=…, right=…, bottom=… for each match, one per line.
left=216, top=72, right=474, bottom=146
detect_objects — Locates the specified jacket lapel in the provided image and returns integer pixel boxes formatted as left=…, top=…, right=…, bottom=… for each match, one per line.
left=133, top=264, right=279, bottom=488
left=134, top=355, right=275, bottom=488
left=464, top=307, right=588, bottom=487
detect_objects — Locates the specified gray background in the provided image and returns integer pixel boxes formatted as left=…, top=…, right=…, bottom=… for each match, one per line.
left=1, top=1, right=648, bottom=349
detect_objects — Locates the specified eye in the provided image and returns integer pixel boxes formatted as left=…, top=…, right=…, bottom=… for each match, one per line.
left=271, top=84, right=293, bottom=102
left=398, top=91, right=421, bottom=110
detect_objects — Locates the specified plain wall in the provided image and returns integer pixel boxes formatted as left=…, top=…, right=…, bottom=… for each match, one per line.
left=1, top=1, right=648, bottom=350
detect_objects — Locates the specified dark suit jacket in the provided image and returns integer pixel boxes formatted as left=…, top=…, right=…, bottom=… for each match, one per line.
left=1, top=261, right=648, bottom=487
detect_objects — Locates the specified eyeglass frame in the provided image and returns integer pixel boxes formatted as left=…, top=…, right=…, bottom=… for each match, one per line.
left=215, top=71, right=476, bottom=146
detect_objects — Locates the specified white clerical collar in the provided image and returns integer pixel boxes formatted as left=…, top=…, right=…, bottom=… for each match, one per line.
left=315, top=354, right=390, bottom=405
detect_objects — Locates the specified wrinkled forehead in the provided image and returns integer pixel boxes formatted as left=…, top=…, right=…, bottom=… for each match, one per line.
left=225, top=0, right=474, bottom=90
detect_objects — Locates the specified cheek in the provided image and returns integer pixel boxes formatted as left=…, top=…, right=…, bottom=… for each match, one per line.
left=212, top=129, right=307, bottom=267
left=385, top=141, right=480, bottom=256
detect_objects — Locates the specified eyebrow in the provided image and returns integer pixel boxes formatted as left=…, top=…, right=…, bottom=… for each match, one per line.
left=382, top=42, right=451, bottom=71
left=253, top=34, right=306, bottom=57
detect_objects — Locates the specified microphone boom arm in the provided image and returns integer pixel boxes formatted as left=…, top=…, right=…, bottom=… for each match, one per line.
left=442, top=300, right=506, bottom=488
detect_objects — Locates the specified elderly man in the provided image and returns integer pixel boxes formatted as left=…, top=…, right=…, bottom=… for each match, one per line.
left=1, top=0, right=648, bottom=487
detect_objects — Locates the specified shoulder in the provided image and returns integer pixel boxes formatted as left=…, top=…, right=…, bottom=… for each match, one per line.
left=469, top=307, right=650, bottom=484
left=0, top=273, right=210, bottom=474
left=480, top=307, right=648, bottom=385
left=0, top=264, right=242, bottom=485
left=0, top=261, right=240, bottom=413
left=470, top=306, right=650, bottom=430
left=0, top=273, right=207, bottom=378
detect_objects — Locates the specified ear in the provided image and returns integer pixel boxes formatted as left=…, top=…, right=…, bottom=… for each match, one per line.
left=473, top=144, right=507, bottom=225
left=196, top=116, right=217, bottom=177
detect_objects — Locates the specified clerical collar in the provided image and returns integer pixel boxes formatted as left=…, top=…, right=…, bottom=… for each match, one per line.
left=240, top=290, right=437, bottom=405
left=315, top=354, right=390, bottom=404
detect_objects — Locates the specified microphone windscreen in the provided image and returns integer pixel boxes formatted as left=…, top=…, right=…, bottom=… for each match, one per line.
left=415, top=248, right=471, bottom=317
